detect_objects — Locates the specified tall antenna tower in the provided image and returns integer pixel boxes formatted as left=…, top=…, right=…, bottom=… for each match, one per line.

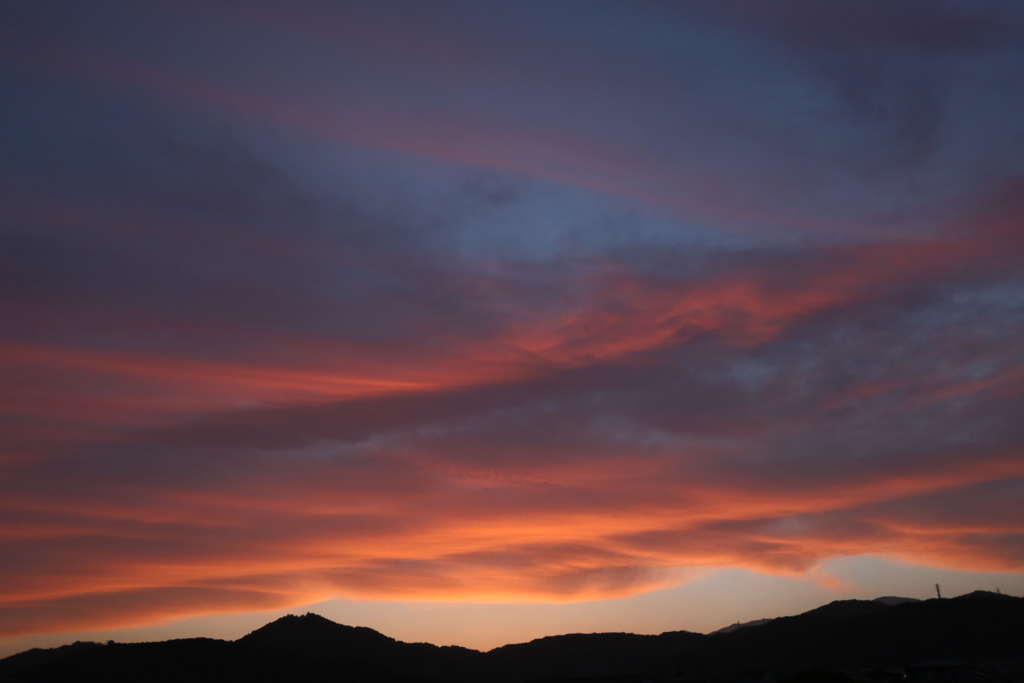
left=935, top=583, right=942, bottom=599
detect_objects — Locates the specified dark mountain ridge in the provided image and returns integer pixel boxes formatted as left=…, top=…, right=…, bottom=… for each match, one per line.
left=2, top=591, right=1021, bottom=682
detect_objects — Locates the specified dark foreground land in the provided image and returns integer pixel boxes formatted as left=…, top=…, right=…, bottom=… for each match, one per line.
left=1, top=591, right=1022, bottom=683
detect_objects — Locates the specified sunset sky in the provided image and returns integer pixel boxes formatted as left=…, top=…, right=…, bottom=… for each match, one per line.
left=2, top=0, right=1023, bottom=656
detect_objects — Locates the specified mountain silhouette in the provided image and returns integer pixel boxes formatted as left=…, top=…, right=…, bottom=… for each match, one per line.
left=710, top=618, right=774, bottom=635
left=2, top=592, right=1021, bottom=682
left=235, top=613, right=486, bottom=682
left=871, top=597, right=921, bottom=607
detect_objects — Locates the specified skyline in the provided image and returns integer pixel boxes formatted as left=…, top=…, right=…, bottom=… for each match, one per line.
left=0, top=561, right=1020, bottom=657
left=2, top=0, right=1023, bottom=656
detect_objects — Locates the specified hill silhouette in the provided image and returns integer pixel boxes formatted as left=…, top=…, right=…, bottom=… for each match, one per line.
left=710, top=618, right=774, bottom=635
left=1, top=592, right=1021, bottom=682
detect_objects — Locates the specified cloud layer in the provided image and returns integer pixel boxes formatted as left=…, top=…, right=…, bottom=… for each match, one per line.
left=1, top=0, right=1023, bottom=637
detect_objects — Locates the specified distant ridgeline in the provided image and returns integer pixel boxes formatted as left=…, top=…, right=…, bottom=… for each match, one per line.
left=1, top=591, right=1022, bottom=683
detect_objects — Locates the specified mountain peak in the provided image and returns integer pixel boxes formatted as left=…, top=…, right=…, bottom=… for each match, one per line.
left=238, top=612, right=395, bottom=651
left=872, top=596, right=921, bottom=606
left=955, top=589, right=1019, bottom=601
